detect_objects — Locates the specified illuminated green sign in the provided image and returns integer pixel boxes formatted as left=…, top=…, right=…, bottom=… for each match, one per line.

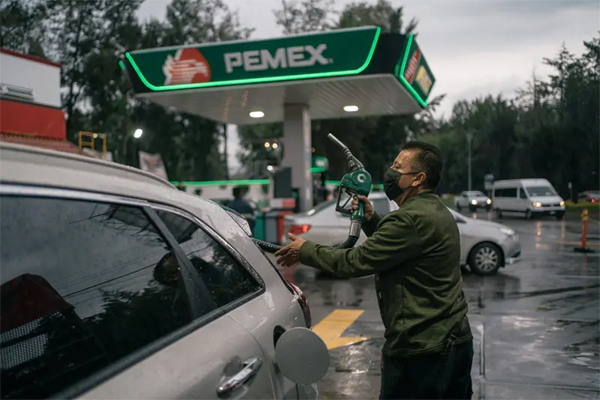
left=396, top=34, right=436, bottom=107
left=126, top=27, right=380, bottom=91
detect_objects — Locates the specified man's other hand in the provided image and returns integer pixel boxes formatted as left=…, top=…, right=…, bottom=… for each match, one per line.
left=275, top=233, right=306, bottom=267
left=352, top=195, right=375, bottom=221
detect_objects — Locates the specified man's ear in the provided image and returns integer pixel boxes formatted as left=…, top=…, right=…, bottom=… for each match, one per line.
left=414, top=172, right=427, bottom=187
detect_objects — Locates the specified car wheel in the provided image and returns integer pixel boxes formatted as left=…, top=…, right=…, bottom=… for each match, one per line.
left=496, top=209, right=503, bottom=219
left=456, top=203, right=462, bottom=211
left=485, top=205, right=491, bottom=212
left=525, top=209, right=532, bottom=219
left=555, top=212, right=565, bottom=220
left=469, top=205, right=476, bottom=212
left=469, top=243, right=502, bottom=276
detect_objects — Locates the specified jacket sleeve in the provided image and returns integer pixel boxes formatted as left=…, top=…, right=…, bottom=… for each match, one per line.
left=361, top=212, right=382, bottom=237
left=298, top=212, right=421, bottom=278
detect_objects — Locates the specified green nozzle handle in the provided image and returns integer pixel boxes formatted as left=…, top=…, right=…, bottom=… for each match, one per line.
left=351, top=197, right=365, bottom=221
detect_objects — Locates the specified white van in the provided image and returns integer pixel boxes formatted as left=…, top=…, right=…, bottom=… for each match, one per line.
left=492, top=178, right=566, bottom=220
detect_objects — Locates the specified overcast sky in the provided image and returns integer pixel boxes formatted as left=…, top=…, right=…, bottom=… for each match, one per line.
left=137, top=0, right=599, bottom=174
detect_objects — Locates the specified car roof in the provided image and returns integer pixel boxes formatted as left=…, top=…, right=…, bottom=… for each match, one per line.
left=0, top=142, right=225, bottom=216
left=492, top=178, right=551, bottom=187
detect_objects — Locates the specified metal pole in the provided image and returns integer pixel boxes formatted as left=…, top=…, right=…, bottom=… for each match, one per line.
left=466, top=132, right=473, bottom=191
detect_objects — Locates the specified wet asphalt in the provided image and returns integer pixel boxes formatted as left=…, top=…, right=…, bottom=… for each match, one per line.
left=283, top=210, right=600, bottom=399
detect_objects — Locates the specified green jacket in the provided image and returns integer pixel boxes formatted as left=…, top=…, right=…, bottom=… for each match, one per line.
left=299, top=192, right=472, bottom=357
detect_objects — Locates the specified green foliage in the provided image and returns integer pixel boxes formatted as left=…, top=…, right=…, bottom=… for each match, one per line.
left=429, top=36, right=599, bottom=197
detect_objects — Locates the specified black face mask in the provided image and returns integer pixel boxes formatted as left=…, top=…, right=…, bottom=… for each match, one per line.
left=383, top=168, right=420, bottom=201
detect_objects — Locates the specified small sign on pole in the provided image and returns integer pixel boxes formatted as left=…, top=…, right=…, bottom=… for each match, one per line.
left=484, top=174, right=494, bottom=190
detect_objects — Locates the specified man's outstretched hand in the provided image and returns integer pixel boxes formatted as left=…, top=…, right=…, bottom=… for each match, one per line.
left=275, top=233, right=306, bottom=267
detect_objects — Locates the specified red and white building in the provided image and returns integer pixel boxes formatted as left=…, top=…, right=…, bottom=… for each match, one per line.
left=0, top=48, right=85, bottom=154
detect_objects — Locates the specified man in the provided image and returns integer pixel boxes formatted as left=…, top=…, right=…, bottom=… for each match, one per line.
left=228, top=187, right=255, bottom=232
left=275, top=141, right=473, bottom=399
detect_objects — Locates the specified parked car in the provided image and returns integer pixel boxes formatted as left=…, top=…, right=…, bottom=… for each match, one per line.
left=0, top=142, right=325, bottom=400
left=492, top=178, right=566, bottom=220
left=454, top=190, right=492, bottom=211
left=283, top=192, right=521, bottom=276
left=578, top=190, right=600, bottom=203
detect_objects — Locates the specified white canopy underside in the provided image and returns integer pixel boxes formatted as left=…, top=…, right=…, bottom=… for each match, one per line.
left=137, top=74, right=422, bottom=125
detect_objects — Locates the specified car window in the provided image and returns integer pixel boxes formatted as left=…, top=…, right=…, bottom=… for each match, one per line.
left=156, top=210, right=260, bottom=308
left=0, top=196, right=212, bottom=400
left=525, top=186, right=557, bottom=197
left=304, top=200, right=336, bottom=216
left=519, top=188, right=527, bottom=198
left=495, top=188, right=516, bottom=197
left=371, top=198, right=391, bottom=216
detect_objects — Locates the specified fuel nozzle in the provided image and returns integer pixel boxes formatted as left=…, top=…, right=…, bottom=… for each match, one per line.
left=327, top=133, right=364, bottom=172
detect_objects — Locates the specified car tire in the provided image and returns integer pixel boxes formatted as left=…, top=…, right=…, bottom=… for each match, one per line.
left=525, top=209, right=532, bottom=219
left=469, top=205, right=476, bottom=212
left=468, top=242, right=502, bottom=276
left=456, top=203, right=462, bottom=211
left=485, top=205, right=491, bottom=212
left=496, top=209, right=503, bottom=219
left=555, top=212, right=565, bottom=220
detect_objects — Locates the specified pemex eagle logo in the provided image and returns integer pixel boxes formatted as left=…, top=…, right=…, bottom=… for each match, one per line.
left=163, top=48, right=211, bottom=85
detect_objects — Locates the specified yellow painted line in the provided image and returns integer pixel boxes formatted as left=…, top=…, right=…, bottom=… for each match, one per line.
left=312, top=309, right=368, bottom=350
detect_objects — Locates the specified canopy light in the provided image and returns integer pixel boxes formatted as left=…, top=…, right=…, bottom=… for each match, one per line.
left=249, top=111, right=265, bottom=118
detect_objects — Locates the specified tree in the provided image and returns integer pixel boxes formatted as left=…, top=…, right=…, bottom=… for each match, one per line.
left=338, top=0, right=417, bottom=35
left=274, top=0, right=336, bottom=35
left=0, top=0, right=47, bottom=55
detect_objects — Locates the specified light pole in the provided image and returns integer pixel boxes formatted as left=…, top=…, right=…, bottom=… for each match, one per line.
left=466, top=132, right=473, bottom=191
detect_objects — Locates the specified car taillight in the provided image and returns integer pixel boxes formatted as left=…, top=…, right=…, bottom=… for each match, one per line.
left=286, top=280, right=311, bottom=328
left=289, top=224, right=311, bottom=235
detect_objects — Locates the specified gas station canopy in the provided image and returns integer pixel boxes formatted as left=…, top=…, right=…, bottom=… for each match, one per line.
left=121, top=27, right=435, bottom=125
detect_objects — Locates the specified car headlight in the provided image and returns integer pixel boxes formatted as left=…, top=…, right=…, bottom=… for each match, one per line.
left=532, top=202, right=542, bottom=208
left=499, top=227, right=515, bottom=237
left=559, top=201, right=565, bottom=207
left=486, top=199, right=492, bottom=204
left=471, top=199, right=478, bottom=205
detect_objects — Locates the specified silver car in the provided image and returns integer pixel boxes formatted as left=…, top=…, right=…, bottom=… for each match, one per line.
left=283, top=192, right=521, bottom=276
left=0, top=143, right=327, bottom=399
left=455, top=190, right=492, bottom=211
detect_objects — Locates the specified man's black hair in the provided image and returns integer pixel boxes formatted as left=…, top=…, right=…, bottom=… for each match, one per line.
left=232, top=187, right=242, bottom=198
left=402, top=141, right=443, bottom=190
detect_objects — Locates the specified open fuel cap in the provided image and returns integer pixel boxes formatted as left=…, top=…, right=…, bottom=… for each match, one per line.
left=275, top=327, right=330, bottom=384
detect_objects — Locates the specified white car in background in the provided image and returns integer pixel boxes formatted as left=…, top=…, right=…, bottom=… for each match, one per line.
left=455, top=190, right=492, bottom=211
left=283, top=192, right=521, bottom=276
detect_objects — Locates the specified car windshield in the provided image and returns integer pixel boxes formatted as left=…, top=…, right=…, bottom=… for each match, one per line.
left=304, top=200, right=335, bottom=216
left=526, top=186, right=557, bottom=197
left=467, top=191, right=486, bottom=196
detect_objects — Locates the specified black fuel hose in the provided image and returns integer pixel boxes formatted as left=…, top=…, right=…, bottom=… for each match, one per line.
left=252, top=233, right=359, bottom=253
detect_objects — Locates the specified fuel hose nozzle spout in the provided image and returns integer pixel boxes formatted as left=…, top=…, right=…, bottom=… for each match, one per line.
left=251, top=134, right=372, bottom=253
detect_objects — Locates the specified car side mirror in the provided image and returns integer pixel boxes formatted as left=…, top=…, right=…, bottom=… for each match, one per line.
left=455, top=217, right=466, bottom=224
left=275, top=327, right=329, bottom=384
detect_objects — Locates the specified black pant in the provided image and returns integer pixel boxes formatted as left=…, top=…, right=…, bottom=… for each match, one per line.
left=380, top=340, right=474, bottom=400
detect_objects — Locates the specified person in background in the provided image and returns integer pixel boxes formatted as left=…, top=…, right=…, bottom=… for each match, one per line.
left=228, top=187, right=255, bottom=232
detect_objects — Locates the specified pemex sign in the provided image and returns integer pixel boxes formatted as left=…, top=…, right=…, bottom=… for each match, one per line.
left=395, top=34, right=435, bottom=107
left=125, top=27, right=380, bottom=91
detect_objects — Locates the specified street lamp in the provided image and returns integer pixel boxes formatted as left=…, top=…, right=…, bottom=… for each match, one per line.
left=133, top=128, right=143, bottom=139
left=466, top=132, right=473, bottom=191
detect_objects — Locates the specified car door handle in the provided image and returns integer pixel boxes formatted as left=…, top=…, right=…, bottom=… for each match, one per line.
left=217, top=357, right=263, bottom=397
